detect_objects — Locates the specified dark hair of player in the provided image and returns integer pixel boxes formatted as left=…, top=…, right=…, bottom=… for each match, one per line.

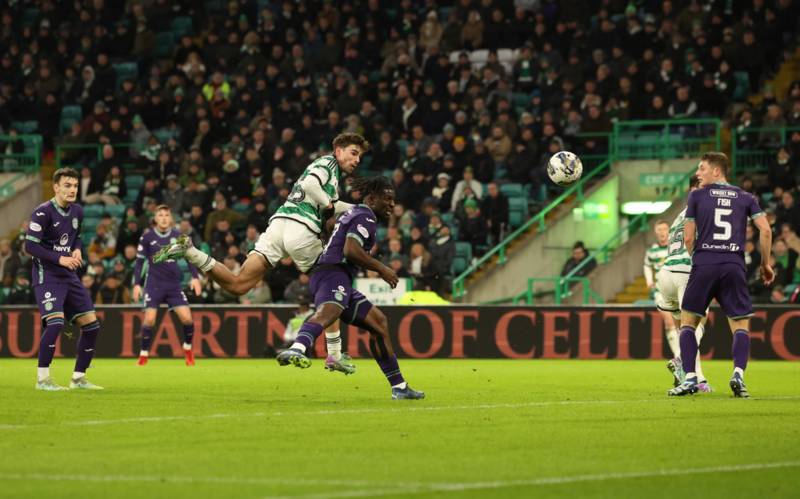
left=689, top=175, right=700, bottom=189
left=332, top=133, right=370, bottom=153
left=350, top=175, right=395, bottom=200
left=700, top=152, right=729, bottom=178
left=53, top=167, right=80, bottom=184
left=155, top=204, right=171, bottom=213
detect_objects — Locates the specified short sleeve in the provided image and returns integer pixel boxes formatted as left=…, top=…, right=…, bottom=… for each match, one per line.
left=748, top=193, right=764, bottom=220
left=345, top=214, right=376, bottom=247
left=685, top=190, right=698, bottom=221
left=26, top=208, right=48, bottom=243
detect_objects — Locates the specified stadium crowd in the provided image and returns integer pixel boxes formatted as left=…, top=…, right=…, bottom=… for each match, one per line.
left=0, top=0, right=799, bottom=304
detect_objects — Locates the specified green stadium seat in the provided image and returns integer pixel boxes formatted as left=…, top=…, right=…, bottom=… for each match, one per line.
left=441, top=212, right=455, bottom=227
left=455, top=242, right=472, bottom=261
left=451, top=256, right=468, bottom=275
left=205, top=0, right=224, bottom=13
left=126, top=175, right=145, bottom=189
left=83, top=204, right=105, bottom=217
left=500, top=183, right=524, bottom=197
left=154, top=32, right=175, bottom=58
left=61, top=105, right=82, bottom=121
left=170, top=16, right=193, bottom=37
left=124, top=189, right=140, bottom=204
left=377, top=226, right=388, bottom=241
left=10, top=121, right=38, bottom=134
left=113, top=62, right=138, bottom=88
left=508, top=197, right=529, bottom=228
left=232, top=201, right=250, bottom=214
left=105, top=205, right=126, bottom=218
left=60, top=118, right=78, bottom=134
left=733, top=71, right=750, bottom=101
left=23, top=8, right=40, bottom=26
left=153, top=128, right=179, bottom=143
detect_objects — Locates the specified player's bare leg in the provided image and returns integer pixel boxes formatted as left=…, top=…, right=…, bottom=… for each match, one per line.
left=359, top=307, right=424, bottom=400
left=173, top=306, right=196, bottom=366
left=70, top=312, right=103, bottom=390
left=137, top=308, right=159, bottom=366
left=727, top=317, right=751, bottom=398
left=154, top=236, right=268, bottom=295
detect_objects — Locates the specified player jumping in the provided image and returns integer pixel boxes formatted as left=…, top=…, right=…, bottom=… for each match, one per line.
left=669, top=153, right=774, bottom=398
left=277, top=176, right=425, bottom=400
left=132, top=205, right=202, bottom=366
left=656, top=176, right=711, bottom=391
left=25, top=167, right=103, bottom=391
left=154, top=133, right=369, bottom=374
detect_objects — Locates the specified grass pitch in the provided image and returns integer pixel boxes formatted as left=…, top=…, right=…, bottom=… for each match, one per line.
left=1, top=358, right=798, bottom=499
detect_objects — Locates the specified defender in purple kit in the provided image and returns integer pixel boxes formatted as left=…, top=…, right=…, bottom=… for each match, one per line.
left=132, top=205, right=202, bottom=366
left=669, top=153, right=774, bottom=398
left=25, top=168, right=103, bottom=391
left=276, top=176, right=424, bottom=400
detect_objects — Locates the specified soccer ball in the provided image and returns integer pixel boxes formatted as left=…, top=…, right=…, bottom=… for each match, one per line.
left=547, top=151, right=583, bottom=187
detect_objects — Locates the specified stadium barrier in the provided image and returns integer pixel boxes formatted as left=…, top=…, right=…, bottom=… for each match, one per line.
left=0, top=305, right=797, bottom=360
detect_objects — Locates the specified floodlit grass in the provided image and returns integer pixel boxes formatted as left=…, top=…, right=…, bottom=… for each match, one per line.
left=1, top=358, right=798, bottom=498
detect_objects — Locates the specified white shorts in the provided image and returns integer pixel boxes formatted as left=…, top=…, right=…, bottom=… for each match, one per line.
left=250, top=218, right=322, bottom=273
left=655, top=268, right=691, bottom=321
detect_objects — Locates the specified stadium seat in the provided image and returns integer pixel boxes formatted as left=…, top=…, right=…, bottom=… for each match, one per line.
left=232, top=201, right=250, bottom=214
left=441, top=212, right=455, bottom=227
left=205, top=0, right=224, bottom=13
left=508, top=197, right=528, bottom=228
left=124, top=189, right=140, bottom=204
left=170, top=16, right=193, bottom=37
left=455, top=241, right=472, bottom=262
left=733, top=71, right=750, bottom=101
left=105, top=204, right=126, bottom=218
left=113, top=62, right=138, bottom=89
left=500, top=183, right=524, bottom=198
left=153, top=127, right=180, bottom=143
left=61, top=105, right=82, bottom=121
left=377, top=226, right=387, bottom=242
left=451, top=256, right=468, bottom=275
left=10, top=121, right=38, bottom=134
left=83, top=204, right=105, bottom=217
left=23, top=8, right=40, bottom=26
left=154, top=32, right=175, bottom=58
left=126, top=175, right=145, bottom=189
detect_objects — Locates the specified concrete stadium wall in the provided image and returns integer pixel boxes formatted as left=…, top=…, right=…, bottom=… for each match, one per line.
left=0, top=175, right=41, bottom=237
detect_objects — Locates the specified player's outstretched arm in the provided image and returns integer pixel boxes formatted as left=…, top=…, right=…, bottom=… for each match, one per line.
left=753, top=215, right=775, bottom=286
left=343, top=237, right=398, bottom=288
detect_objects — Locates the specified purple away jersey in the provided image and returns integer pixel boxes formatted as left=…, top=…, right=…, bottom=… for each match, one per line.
left=682, top=183, right=763, bottom=319
left=685, top=183, right=763, bottom=267
left=25, top=199, right=84, bottom=284
left=316, top=205, right=378, bottom=278
left=133, top=228, right=198, bottom=289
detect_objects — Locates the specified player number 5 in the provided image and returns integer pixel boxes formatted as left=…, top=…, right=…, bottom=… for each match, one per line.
left=713, top=208, right=732, bottom=241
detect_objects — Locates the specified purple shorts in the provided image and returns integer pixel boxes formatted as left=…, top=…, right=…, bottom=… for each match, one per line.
left=310, top=266, right=373, bottom=324
left=681, top=262, right=753, bottom=319
left=34, top=277, right=95, bottom=323
left=143, top=285, right=189, bottom=310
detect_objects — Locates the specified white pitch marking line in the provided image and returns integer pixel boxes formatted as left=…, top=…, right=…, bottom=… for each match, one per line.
left=1, top=396, right=798, bottom=431
left=262, top=461, right=800, bottom=499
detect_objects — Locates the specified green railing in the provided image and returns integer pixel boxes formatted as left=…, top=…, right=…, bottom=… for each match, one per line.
left=554, top=169, right=695, bottom=303
left=451, top=158, right=613, bottom=299
left=0, top=172, right=26, bottom=198
left=479, top=277, right=601, bottom=305
left=731, top=126, right=800, bottom=178
left=0, top=134, right=42, bottom=173
left=612, top=119, right=721, bottom=160
left=55, top=142, right=146, bottom=170
left=453, top=118, right=720, bottom=302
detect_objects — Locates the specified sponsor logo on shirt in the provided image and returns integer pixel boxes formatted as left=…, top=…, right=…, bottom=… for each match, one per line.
left=29, top=222, right=42, bottom=232
left=357, top=224, right=369, bottom=238
left=710, top=189, right=739, bottom=199
left=59, top=234, right=69, bottom=246
left=701, top=242, right=740, bottom=252
left=72, top=218, right=79, bottom=229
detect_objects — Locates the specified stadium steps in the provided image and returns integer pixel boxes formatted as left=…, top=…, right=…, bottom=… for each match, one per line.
left=611, top=276, right=650, bottom=304
left=39, top=151, right=56, bottom=200
left=747, top=46, right=800, bottom=109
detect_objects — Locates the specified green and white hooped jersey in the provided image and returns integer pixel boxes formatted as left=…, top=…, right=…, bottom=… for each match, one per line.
left=662, top=207, right=692, bottom=274
left=645, top=243, right=669, bottom=274
left=270, top=155, right=340, bottom=234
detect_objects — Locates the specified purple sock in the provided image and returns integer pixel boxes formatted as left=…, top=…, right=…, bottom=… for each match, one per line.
left=377, top=355, right=405, bottom=387
left=294, top=322, right=324, bottom=351
left=732, top=329, right=750, bottom=373
left=38, top=317, right=64, bottom=368
left=140, top=326, right=154, bottom=353
left=74, top=321, right=100, bottom=373
left=679, top=326, right=698, bottom=375
left=182, top=324, right=195, bottom=345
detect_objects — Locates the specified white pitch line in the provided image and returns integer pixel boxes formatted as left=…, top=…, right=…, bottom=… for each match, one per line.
left=2, top=396, right=798, bottom=431
left=262, top=460, right=800, bottom=499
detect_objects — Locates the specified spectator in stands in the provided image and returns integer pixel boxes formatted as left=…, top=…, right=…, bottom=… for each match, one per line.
left=84, top=165, right=126, bottom=205
left=115, top=216, right=142, bottom=257
left=240, top=278, right=272, bottom=305
left=408, top=242, right=434, bottom=290
left=6, top=269, right=34, bottom=304
left=284, top=273, right=311, bottom=304
left=267, top=256, right=299, bottom=302
left=459, top=198, right=488, bottom=252
left=769, top=147, right=797, bottom=192
left=0, top=238, right=20, bottom=287
left=204, top=192, right=245, bottom=241
left=431, top=173, right=454, bottom=214
left=88, top=221, right=117, bottom=260
left=561, top=242, right=597, bottom=278
left=95, top=272, right=130, bottom=304
left=451, top=166, right=483, bottom=213
left=482, top=183, right=510, bottom=246
left=776, top=191, right=800, bottom=233
left=428, top=224, right=455, bottom=292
